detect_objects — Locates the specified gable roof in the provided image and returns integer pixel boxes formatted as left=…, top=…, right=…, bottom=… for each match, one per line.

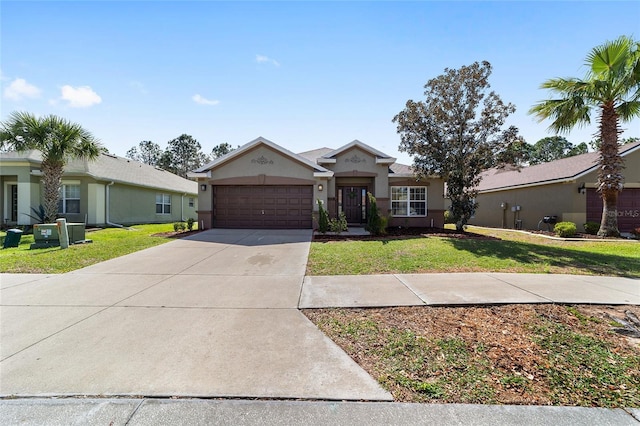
left=0, top=150, right=197, bottom=194
left=194, top=136, right=331, bottom=175
left=477, top=140, right=640, bottom=192
left=318, top=139, right=396, bottom=164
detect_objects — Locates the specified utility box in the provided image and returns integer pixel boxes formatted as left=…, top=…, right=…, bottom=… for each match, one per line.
left=31, top=223, right=61, bottom=249
left=67, top=223, right=86, bottom=244
left=3, top=229, right=23, bottom=248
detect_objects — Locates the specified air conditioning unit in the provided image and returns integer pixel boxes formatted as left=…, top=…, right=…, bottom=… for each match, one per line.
left=31, top=224, right=60, bottom=249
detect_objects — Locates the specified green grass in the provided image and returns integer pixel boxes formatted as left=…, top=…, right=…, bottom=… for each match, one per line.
left=308, top=227, right=640, bottom=277
left=532, top=319, right=640, bottom=407
left=0, top=224, right=180, bottom=273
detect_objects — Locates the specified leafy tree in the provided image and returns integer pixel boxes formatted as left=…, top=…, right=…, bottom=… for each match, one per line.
left=126, top=140, right=162, bottom=165
left=393, top=61, right=522, bottom=231
left=210, top=142, right=235, bottom=160
left=530, top=35, right=640, bottom=237
left=589, top=136, right=639, bottom=151
left=158, top=134, right=207, bottom=178
left=528, top=136, right=588, bottom=165
left=0, top=111, right=101, bottom=222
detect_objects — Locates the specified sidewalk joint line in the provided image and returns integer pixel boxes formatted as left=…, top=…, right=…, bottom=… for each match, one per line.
left=124, top=398, right=146, bottom=425
left=393, top=274, right=428, bottom=305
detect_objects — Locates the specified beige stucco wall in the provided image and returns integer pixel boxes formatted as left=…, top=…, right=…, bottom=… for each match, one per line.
left=472, top=182, right=588, bottom=230
left=327, top=147, right=390, bottom=196
left=472, top=148, right=640, bottom=230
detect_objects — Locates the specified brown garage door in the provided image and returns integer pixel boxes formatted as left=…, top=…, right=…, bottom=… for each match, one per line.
left=587, top=188, right=640, bottom=233
left=213, top=185, right=313, bottom=229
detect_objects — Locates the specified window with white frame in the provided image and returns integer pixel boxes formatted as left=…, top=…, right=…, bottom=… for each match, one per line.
left=58, top=184, right=80, bottom=214
left=391, top=186, right=427, bottom=217
left=188, top=197, right=194, bottom=208
left=156, top=193, right=171, bottom=214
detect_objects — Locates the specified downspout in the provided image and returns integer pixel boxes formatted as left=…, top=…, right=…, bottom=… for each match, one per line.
left=181, top=193, right=186, bottom=221
left=105, top=181, right=124, bottom=228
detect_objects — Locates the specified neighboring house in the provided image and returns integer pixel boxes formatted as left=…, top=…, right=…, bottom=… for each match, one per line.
left=188, top=137, right=445, bottom=230
left=0, top=150, right=198, bottom=227
left=470, top=141, right=640, bottom=233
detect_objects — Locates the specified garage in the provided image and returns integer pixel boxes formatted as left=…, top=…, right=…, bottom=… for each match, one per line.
left=213, top=185, right=313, bottom=229
left=587, top=188, right=640, bottom=233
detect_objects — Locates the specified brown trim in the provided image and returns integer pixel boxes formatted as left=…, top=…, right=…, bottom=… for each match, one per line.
left=333, top=171, right=378, bottom=177
left=209, top=175, right=315, bottom=185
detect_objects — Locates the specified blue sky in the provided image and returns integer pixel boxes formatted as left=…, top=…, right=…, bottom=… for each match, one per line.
left=2, top=1, right=639, bottom=165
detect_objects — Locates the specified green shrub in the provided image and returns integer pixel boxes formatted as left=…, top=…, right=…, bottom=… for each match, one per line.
left=318, top=200, right=329, bottom=233
left=365, top=192, right=386, bottom=236
left=186, top=218, right=195, bottom=231
left=329, top=211, right=348, bottom=233
left=173, top=222, right=186, bottom=232
left=583, top=222, right=599, bottom=235
left=554, top=221, right=577, bottom=238
left=444, top=210, right=455, bottom=224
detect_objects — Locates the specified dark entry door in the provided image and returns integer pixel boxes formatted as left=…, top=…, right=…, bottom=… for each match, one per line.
left=340, top=187, right=367, bottom=224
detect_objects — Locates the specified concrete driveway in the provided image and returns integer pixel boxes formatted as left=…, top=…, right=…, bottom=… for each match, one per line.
left=0, top=229, right=391, bottom=401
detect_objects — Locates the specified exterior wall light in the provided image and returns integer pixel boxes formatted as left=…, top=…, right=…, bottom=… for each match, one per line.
left=318, top=184, right=324, bottom=191
left=578, top=183, right=586, bottom=194
left=200, top=184, right=207, bottom=191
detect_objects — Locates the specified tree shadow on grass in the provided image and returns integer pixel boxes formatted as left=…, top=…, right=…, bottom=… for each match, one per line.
left=446, top=238, right=639, bottom=278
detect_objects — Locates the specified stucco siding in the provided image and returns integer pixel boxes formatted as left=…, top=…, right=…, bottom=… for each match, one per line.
left=107, top=184, right=197, bottom=226
left=212, top=146, right=315, bottom=182
left=472, top=182, right=586, bottom=230
left=330, top=147, right=390, bottom=196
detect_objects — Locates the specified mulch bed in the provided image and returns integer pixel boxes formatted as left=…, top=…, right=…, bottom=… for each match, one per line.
left=305, top=304, right=640, bottom=406
left=313, top=227, right=501, bottom=242
left=151, top=230, right=203, bottom=239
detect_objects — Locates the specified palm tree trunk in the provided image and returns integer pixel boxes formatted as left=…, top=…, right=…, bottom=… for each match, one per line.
left=597, top=103, right=623, bottom=237
left=40, top=159, right=64, bottom=223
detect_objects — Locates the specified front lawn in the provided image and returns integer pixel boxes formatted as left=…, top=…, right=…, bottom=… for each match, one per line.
left=0, top=224, right=183, bottom=273
left=307, top=227, right=640, bottom=277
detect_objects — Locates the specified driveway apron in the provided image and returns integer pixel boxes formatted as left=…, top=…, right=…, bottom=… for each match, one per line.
left=0, top=229, right=391, bottom=401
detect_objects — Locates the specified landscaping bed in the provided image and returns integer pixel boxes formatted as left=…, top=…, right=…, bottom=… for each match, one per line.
left=305, top=304, right=640, bottom=407
left=313, top=227, right=500, bottom=242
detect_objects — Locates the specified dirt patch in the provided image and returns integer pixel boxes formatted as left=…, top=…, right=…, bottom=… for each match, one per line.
left=305, top=304, right=640, bottom=406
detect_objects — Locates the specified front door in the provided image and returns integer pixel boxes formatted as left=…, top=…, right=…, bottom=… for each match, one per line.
left=339, top=186, right=367, bottom=224
left=10, top=185, right=18, bottom=222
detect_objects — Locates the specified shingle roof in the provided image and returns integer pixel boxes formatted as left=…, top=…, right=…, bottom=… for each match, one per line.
left=0, top=150, right=197, bottom=194
left=297, top=147, right=334, bottom=163
left=477, top=140, right=640, bottom=192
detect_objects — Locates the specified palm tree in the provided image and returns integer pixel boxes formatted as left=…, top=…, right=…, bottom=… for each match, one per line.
left=0, top=111, right=102, bottom=223
left=530, top=36, right=640, bottom=237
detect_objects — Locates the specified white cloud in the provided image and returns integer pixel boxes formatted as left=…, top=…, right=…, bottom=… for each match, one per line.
left=192, top=94, right=220, bottom=106
left=256, top=54, right=280, bottom=67
left=4, top=78, right=42, bottom=100
left=60, top=85, right=102, bottom=108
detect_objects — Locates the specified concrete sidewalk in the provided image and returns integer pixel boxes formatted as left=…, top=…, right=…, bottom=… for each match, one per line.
left=300, top=273, right=640, bottom=308
left=2, top=398, right=639, bottom=425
